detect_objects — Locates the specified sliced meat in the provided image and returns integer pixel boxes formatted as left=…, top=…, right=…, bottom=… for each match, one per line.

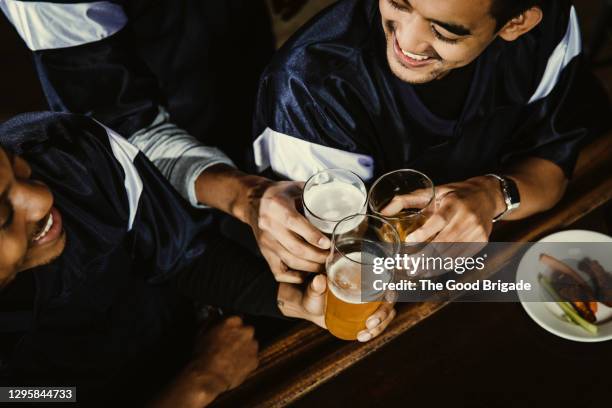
left=540, top=254, right=590, bottom=288
left=550, top=271, right=595, bottom=301
left=548, top=270, right=597, bottom=323
left=579, top=258, right=612, bottom=307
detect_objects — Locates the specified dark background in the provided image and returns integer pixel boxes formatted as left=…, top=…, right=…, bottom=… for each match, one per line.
left=1, top=1, right=611, bottom=407
left=2, top=0, right=612, bottom=121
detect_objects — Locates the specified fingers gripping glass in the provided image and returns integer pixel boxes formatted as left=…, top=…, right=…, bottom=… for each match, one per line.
left=368, top=169, right=436, bottom=243
left=325, top=214, right=400, bottom=340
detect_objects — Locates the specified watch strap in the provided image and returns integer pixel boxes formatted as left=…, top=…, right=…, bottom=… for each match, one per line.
left=486, top=174, right=520, bottom=223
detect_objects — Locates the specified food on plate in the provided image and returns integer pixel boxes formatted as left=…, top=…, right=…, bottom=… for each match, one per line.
left=538, top=275, right=598, bottom=335
left=539, top=254, right=597, bottom=319
left=537, top=253, right=612, bottom=334
left=579, top=258, right=612, bottom=307
left=539, top=254, right=590, bottom=288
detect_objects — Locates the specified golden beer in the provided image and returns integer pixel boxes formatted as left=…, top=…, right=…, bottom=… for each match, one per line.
left=326, top=288, right=381, bottom=340
left=380, top=209, right=427, bottom=242
left=325, top=252, right=384, bottom=340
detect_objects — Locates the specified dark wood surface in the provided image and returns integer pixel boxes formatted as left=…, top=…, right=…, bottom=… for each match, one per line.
left=295, top=300, right=612, bottom=408
left=211, top=133, right=612, bottom=408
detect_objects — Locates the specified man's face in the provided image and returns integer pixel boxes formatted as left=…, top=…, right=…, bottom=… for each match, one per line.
left=0, top=147, right=66, bottom=288
left=380, top=0, right=499, bottom=83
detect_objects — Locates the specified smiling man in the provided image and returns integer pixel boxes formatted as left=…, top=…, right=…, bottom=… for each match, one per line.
left=0, top=112, right=285, bottom=405
left=254, top=0, right=610, bottom=243
left=0, top=112, right=396, bottom=405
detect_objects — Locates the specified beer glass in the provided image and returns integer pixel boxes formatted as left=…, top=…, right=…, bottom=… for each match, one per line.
left=325, top=214, right=400, bottom=340
left=302, top=169, right=368, bottom=235
left=368, top=169, right=435, bottom=242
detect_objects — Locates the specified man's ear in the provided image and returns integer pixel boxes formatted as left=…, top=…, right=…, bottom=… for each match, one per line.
left=498, top=7, right=543, bottom=41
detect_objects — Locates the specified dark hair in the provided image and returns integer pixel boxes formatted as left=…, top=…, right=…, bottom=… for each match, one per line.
left=490, top=0, right=545, bottom=30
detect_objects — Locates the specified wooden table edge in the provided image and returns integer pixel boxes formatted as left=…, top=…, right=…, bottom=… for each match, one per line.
left=213, top=133, right=612, bottom=408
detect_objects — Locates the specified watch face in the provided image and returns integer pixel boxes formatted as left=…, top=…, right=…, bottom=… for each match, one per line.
left=504, top=177, right=521, bottom=208
left=487, top=174, right=520, bottom=222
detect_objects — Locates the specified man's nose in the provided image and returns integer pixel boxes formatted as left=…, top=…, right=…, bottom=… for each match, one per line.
left=10, top=180, right=53, bottom=223
left=396, top=14, right=432, bottom=54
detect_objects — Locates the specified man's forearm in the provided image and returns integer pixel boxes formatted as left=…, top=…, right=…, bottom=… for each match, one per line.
left=502, top=157, right=568, bottom=220
left=195, top=164, right=271, bottom=224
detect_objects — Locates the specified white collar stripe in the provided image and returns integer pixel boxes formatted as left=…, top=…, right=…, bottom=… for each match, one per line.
left=0, top=0, right=127, bottom=51
left=253, top=127, right=375, bottom=181
left=104, top=125, right=143, bottom=232
left=529, top=6, right=582, bottom=104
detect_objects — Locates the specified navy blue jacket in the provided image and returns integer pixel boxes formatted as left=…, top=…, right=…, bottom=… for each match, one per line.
left=254, top=0, right=610, bottom=184
left=0, top=112, right=279, bottom=404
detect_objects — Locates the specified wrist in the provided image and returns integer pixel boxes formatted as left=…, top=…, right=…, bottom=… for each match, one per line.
left=184, top=364, right=229, bottom=402
left=152, top=366, right=225, bottom=408
left=276, top=283, right=306, bottom=320
left=194, top=163, right=241, bottom=210
left=194, top=164, right=270, bottom=225
left=235, top=176, right=274, bottom=226
left=474, top=176, right=507, bottom=219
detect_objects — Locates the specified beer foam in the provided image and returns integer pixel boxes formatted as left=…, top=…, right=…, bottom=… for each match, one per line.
left=328, top=253, right=363, bottom=304
left=328, top=252, right=390, bottom=304
left=304, top=181, right=366, bottom=234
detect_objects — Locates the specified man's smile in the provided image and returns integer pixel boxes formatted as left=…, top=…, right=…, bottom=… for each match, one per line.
left=31, top=207, right=63, bottom=247
left=392, top=31, right=438, bottom=68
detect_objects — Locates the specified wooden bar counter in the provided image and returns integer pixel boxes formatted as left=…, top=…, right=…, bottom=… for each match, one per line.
left=212, top=133, right=612, bottom=408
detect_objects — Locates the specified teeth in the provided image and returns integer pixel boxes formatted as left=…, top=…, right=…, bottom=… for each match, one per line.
left=401, top=49, right=430, bottom=61
left=33, top=213, right=53, bottom=241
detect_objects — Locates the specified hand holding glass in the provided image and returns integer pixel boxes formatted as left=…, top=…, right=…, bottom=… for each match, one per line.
left=325, top=214, right=400, bottom=340
left=368, top=169, right=435, bottom=243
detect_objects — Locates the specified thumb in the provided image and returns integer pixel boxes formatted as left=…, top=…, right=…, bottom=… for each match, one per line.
left=309, top=274, right=327, bottom=296
left=303, top=274, right=327, bottom=316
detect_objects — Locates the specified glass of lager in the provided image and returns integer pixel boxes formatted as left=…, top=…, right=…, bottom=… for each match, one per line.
left=302, top=169, right=368, bottom=235
left=368, top=169, right=435, bottom=243
left=326, top=214, right=400, bottom=340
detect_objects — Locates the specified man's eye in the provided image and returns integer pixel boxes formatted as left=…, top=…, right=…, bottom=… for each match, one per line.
left=388, top=0, right=408, bottom=12
left=431, top=26, right=460, bottom=44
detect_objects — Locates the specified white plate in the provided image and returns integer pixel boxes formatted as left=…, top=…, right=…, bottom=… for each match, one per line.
left=517, top=230, right=612, bottom=342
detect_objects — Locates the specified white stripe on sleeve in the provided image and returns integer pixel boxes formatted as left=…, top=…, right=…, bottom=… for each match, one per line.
left=253, top=127, right=375, bottom=182
left=0, top=0, right=127, bottom=51
left=104, top=125, right=143, bottom=231
left=528, top=6, right=581, bottom=104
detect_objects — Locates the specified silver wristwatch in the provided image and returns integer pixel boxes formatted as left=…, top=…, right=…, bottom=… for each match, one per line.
left=486, top=174, right=521, bottom=223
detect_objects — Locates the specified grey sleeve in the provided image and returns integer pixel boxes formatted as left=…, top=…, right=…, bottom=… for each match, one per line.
left=128, top=107, right=235, bottom=208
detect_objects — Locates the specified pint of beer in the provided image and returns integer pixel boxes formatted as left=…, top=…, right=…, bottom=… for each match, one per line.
left=326, top=252, right=385, bottom=340
left=325, top=214, right=400, bottom=340
left=368, top=169, right=435, bottom=242
left=303, top=169, right=367, bottom=235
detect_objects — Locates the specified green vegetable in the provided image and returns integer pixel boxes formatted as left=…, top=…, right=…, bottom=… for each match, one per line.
left=538, top=275, right=598, bottom=335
